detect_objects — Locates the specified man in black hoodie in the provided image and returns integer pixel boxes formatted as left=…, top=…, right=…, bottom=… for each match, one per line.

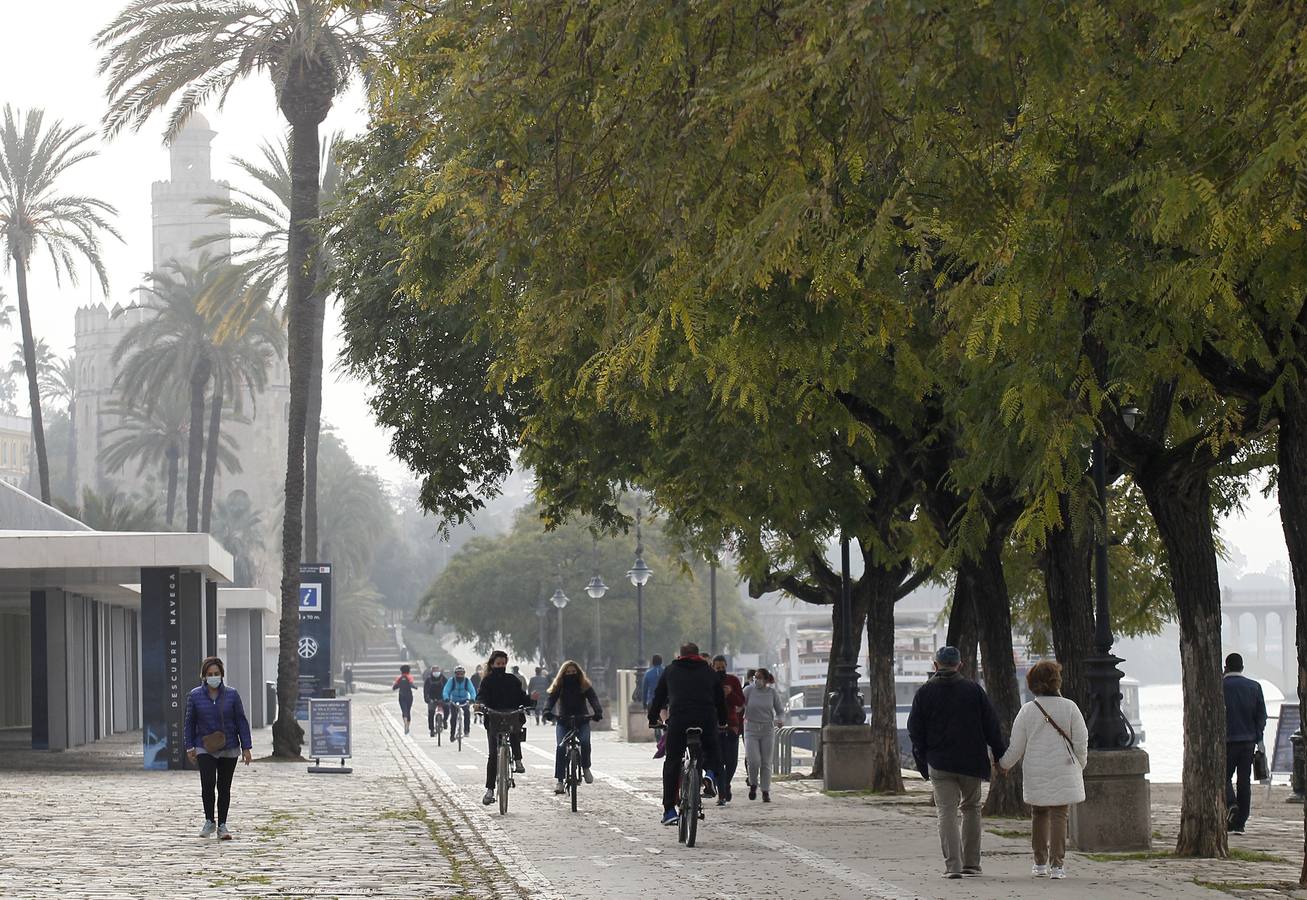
left=907, top=645, right=1007, bottom=879
left=648, top=642, right=727, bottom=826
left=423, top=666, right=447, bottom=737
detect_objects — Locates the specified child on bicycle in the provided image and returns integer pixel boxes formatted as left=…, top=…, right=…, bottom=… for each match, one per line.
left=476, top=650, right=531, bottom=805
left=543, top=659, right=603, bottom=794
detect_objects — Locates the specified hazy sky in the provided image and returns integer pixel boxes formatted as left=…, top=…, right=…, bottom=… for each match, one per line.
left=0, top=2, right=1293, bottom=579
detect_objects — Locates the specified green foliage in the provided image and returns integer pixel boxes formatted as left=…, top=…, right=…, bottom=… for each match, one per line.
left=57, top=486, right=161, bottom=532
left=421, top=503, right=758, bottom=664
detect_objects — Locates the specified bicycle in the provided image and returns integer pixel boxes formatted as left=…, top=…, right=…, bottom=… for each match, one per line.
left=548, top=713, right=593, bottom=812
left=450, top=701, right=471, bottom=751
left=430, top=702, right=445, bottom=747
left=482, top=706, right=528, bottom=816
left=677, top=726, right=705, bottom=847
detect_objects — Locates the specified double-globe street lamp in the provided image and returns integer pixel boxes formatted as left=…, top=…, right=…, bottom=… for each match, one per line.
left=627, top=508, right=654, bottom=669
left=551, top=585, right=569, bottom=663
left=1087, top=405, right=1140, bottom=750
left=585, top=571, right=608, bottom=697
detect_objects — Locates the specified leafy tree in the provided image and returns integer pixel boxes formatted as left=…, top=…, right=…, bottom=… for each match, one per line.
left=98, top=0, right=394, bottom=758
left=423, top=505, right=757, bottom=670
left=211, top=488, right=264, bottom=587
left=0, top=105, right=119, bottom=503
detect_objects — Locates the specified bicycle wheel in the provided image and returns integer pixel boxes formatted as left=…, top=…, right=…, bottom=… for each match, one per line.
left=569, top=746, right=580, bottom=812
left=498, top=742, right=511, bottom=815
left=685, top=757, right=700, bottom=848
left=677, top=765, right=692, bottom=844
left=436, top=724, right=442, bottom=747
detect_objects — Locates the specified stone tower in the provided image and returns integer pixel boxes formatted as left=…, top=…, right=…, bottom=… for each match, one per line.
left=76, top=114, right=290, bottom=580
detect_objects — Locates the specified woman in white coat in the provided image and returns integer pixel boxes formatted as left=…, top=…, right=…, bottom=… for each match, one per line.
left=997, top=660, right=1089, bottom=880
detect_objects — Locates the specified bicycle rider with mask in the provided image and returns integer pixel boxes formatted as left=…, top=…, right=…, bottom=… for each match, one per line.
left=647, top=641, right=727, bottom=826
left=477, top=649, right=532, bottom=806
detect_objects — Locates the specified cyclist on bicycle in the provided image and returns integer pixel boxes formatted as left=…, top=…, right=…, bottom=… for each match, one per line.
left=477, top=649, right=531, bottom=806
left=423, top=665, right=448, bottom=738
left=543, top=659, right=603, bottom=794
left=647, top=641, right=727, bottom=826
left=442, top=665, right=477, bottom=741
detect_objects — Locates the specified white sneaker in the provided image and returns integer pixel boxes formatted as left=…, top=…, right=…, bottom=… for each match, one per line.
left=554, top=780, right=565, bottom=795
left=583, top=767, right=594, bottom=784
left=217, top=824, right=232, bottom=841
left=199, top=820, right=216, bottom=838
left=1049, top=866, right=1066, bottom=880
left=1032, top=864, right=1048, bottom=877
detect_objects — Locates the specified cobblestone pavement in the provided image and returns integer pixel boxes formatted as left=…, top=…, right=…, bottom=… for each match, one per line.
left=4, top=693, right=1307, bottom=899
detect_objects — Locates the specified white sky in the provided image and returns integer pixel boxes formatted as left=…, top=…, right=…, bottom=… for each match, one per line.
left=0, top=2, right=1293, bottom=578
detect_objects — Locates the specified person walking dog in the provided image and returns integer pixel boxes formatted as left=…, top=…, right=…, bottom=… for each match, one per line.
left=997, top=661, right=1088, bottom=879
left=184, top=657, right=253, bottom=841
left=907, top=646, right=1007, bottom=879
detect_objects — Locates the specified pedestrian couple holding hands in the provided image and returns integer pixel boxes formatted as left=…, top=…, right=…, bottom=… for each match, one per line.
left=907, top=647, right=1089, bottom=881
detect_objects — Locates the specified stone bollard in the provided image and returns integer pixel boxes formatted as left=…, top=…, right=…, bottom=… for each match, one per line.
left=821, top=724, right=876, bottom=792
left=1069, top=747, right=1152, bottom=851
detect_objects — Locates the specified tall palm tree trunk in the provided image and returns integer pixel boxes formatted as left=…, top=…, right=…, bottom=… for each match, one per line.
left=304, top=288, right=325, bottom=562
left=13, top=260, right=51, bottom=504
left=186, top=355, right=211, bottom=531
left=165, top=443, right=180, bottom=526
left=201, top=376, right=223, bottom=531
left=66, top=397, right=78, bottom=502
left=273, top=93, right=329, bottom=758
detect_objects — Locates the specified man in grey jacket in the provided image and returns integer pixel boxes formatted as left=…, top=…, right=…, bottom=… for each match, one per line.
left=1223, top=653, right=1267, bottom=834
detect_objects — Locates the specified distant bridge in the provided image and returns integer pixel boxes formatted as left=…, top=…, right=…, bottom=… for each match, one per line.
left=1222, top=589, right=1296, bottom=695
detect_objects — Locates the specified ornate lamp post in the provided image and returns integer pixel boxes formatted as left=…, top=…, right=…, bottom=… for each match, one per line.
left=828, top=532, right=866, bottom=725
left=535, top=595, right=549, bottom=669
left=709, top=555, right=718, bottom=653
left=551, top=586, right=569, bottom=664
left=627, top=509, right=653, bottom=667
left=1087, top=405, right=1140, bottom=750
left=586, top=570, right=608, bottom=695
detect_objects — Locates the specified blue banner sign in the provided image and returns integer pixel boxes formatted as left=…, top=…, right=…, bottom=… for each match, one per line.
left=310, top=698, right=352, bottom=759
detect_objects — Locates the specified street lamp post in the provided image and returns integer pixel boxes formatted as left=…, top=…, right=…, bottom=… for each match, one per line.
left=627, top=509, right=653, bottom=668
left=535, top=596, right=549, bottom=669
left=828, top=531, right=866, bottom=725
left=551, top=587, right=569, bottom=664
left=1086, top=406, right=1140, bottom=750
left=586, top=571, right=608, bottom=698
left=709, top=556, right=718, bottom=653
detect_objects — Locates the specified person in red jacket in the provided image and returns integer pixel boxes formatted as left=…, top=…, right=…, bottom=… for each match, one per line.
left=713, top=654, right=747, bottom=805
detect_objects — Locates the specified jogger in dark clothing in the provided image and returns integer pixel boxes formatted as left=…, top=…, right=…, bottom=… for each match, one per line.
left=393, top=665, right=417, bottom=735
left=647, top=643, right=727, bottom=824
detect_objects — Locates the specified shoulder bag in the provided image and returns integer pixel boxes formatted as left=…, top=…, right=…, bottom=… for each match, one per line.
left=1031, top=699, right=1078, bottom=766
left=1254, top=742, right=1270, bottom=782
left=201, top=691, right=228, bottom=754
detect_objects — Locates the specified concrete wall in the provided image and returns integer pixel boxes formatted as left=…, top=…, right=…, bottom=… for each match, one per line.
left=0, top=609, right=31, bottom=728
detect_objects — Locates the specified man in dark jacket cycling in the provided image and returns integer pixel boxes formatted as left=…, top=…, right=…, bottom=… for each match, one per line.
left=647, top=642, right=727, bottom=826
left=423, top=665, right=448, bottom=738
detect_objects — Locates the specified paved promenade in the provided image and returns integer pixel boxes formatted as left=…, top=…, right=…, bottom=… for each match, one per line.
left=2, top=693, right=1305, bottom=898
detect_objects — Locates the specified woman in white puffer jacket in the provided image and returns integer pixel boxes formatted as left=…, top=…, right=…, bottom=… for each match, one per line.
left=998, top=660, right=1089, bottom=880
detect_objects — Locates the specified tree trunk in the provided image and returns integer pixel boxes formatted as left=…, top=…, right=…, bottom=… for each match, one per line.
left=946, top=576, right=980, bottom=682
left=165, top=444, right=179, bottom=526
left=1044, top=494, right=1095, bottom=714
left=966, top=537, right=1026, bottom=817
left=272, top=102, right=328, bottom=759
left=1138, top=466, right=1228, bottom=858
left=13, top=262, right=51, bottom=504
left=1274, top=398, right=1307, bottom=883
left=304, top=288, right=325, bottom=562
left=201, top=375, right=223, bottom=532
left=66, top=396, right=77, bottom=504
left=814, top=580, right=868, bottom=779
left=865, top=568, right=904, bottom=793
left=185, top=354, right=211, bottom=532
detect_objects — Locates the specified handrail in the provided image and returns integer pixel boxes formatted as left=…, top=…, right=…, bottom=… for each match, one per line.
left=774, top=725, right=823, bottom=774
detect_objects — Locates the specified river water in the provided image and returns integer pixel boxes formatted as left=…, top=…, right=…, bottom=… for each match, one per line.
left=1138, top=681, right=1285, bottom=782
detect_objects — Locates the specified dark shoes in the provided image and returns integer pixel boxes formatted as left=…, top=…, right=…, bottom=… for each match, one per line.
left=748, top=784, right=757, bottom=801
left=514, top=760, right=526, bottom=774
left=961, top=867, right=981, bottom=877
left=762, top=791, right=771, bottom=803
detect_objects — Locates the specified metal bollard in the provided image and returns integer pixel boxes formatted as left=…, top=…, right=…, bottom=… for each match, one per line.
left=1290, top=731, right=1305, bottom=803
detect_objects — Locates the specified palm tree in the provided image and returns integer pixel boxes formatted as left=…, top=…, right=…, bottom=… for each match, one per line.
left=98, top=0, right=393, bottom=758
left=197, top=136, right=343, bottom=560
left=112, top=258, right=233, bottom=531
left=39, top=354, right=78, bottom=492
left=102, top=389, right=242, bottom=526
left=211, top=488, right=264, bottom=587
left=57, top=485, right=161, bottom=531
left=0, top=106, right=120, bottom=504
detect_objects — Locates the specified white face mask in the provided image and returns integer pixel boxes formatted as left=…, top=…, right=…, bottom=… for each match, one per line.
left=205, top=675, right=222, bottom=689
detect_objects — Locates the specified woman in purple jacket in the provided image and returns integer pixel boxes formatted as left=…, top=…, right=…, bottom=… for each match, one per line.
left=184, top=656, right=253, bottom=840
